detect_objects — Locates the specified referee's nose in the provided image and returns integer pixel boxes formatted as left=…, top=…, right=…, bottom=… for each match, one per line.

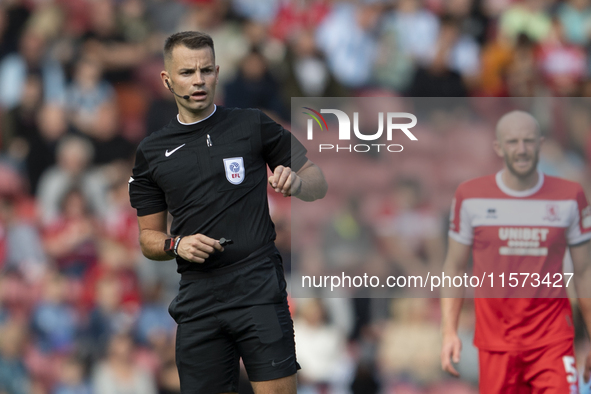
left=193, top=72, right=205, bottom=86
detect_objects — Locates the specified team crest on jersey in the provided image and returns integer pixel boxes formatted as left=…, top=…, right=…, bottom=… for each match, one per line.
left=223, top=157, right=245, bottom=185
left=543, top=203, right=560, bottom=222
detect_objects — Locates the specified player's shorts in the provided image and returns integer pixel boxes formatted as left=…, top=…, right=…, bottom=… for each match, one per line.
left=168, top=245, right=300, bottom=394
left=478, top=340, right=578, bottom=394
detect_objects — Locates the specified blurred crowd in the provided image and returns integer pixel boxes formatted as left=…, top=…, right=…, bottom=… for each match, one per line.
left=1, top=0, right=591, bottom=393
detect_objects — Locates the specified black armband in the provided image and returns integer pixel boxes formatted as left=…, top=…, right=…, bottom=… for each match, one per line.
left=173, top=236, right=183, bottom=256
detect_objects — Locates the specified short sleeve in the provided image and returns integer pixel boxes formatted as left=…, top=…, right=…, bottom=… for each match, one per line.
left=259, top=111, right=308, bottom=172
left=448, top=186, right=474, bottom=245
left=566, top=185, right=591, bottom=245
left=129, top=145, right=167, bottom=216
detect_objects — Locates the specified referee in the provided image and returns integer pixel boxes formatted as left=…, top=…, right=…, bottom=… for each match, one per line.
left=129, top=31, right=327, bottom=394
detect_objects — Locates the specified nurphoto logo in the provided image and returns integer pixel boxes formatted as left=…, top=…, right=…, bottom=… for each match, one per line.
left=302, top=107, right=418, bottom=153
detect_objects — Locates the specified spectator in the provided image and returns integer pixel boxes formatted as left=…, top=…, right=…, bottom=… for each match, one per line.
left=22, top=103, right=68, bottom=194
left=376, top=178, right=444, bottom=278
left=0, top=167, right=47, bottom=281
left=52, top=355, right=91, bottom=394
left=0, top=2, right=30, bottom=62
left=79, top=102, right=135, bottom=166
left=505, top=33, right=541, bottom=96
left=383, top=0, right=439, bottom=66
left=81, top=238, right=141, bottom=314
left=269, top=0, right=330, bottom=42
left=557, top=0, right=591, bottom=46
left=478, top=27, right=515, bottom=96
left=0, top=320, right=30, bottom=394
left=322, top=196, right=376, bottom=272
left=134, top=282, right=175, bottom=348
left=281, top=29, right=348, bottom=101
left=103, top=170, right=139, bottom=250
left=178, top=1, right=249, bottom=94
left=66, top=56, right=115, bottom=138
left=315, top=2, right=381, bottom=89
left=499, top=0, right=553, bottom=44
left=82, top=276, right=134, bottom=360
left=43, top=187, right=98, bottom=278
left=231, top=0, right=280, bottom=24
left=294, top=298, right=353, bottom=391
left=444, top=15, right=481, bottom=86
left=81, top=0, right=148, bottom=84
left=1, top=72, right=42, bottom=157
left=0, top=27, right=66, bottom=109
left=36, top=135, right=108, bottom=225
left=30, top=272, right=78, bottom=354
left=406, top=16, right=471, bottom=96
left=378, top=299, right=442, bottom=386
left=224, top=48, right=288, bottom=120
left=91, top=333, right=157, bottom=394
left=537, top=17, right=587, bottom=96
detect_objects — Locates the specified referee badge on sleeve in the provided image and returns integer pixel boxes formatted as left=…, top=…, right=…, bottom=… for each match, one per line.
left=223, top=157, right=245, bottom=185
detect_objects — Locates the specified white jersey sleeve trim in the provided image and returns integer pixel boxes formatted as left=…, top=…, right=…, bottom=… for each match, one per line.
left=448, top=230, right=473, bottom=245
left=566, top=198, right=591, bottom=245
left=568, top=232, right=591, bottom=246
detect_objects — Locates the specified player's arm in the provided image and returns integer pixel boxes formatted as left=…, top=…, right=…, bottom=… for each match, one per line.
left=440, top=238, right=472, bottom=377
left=137, top=211, right=222, bottom=263
left=569, top=240, right=591, bottom=382
left=268, top=159, right=328, bottom=201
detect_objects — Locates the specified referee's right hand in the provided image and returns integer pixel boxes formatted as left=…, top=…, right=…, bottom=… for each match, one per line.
left=177, top=234, right=223, bottom=263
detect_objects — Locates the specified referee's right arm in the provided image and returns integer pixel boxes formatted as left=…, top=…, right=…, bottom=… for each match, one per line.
left=130, top=144, right=222, bottom=264
left=137, top=211, right=222, bottom=263
left=138, top=211, right=173, bottom=261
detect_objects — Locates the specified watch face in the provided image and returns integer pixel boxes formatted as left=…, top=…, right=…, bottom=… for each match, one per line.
left=164, top=238, right=174, bottom=252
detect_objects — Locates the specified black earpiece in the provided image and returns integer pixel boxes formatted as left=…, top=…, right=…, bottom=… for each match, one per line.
left=166, top=79, right=190, bottom=100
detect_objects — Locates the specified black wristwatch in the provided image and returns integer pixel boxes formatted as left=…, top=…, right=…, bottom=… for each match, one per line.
left=164, top=237, right=176, bottom=257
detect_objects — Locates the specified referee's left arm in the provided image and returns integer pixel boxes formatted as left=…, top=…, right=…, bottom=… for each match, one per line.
left=268, top=160, right=327, bottom=201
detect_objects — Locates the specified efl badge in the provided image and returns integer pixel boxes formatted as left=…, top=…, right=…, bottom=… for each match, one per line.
left=223, top=157, right=245, bottom=185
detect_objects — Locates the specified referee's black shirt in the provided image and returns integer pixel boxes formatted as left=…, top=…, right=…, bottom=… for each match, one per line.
left=129, top=106, right=308, bottom=273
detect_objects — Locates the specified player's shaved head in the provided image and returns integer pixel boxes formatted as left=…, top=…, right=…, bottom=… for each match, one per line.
left=493, top=110, right=544, bottom=182
left=495, top=111, right=541, bottom=141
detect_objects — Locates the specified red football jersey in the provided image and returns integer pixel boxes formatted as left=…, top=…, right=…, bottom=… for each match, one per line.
left=449, top=171, right=591, bottom=350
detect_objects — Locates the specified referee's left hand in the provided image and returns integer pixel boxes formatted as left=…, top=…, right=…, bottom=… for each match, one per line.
left=268, top=165, right=301, bottom=197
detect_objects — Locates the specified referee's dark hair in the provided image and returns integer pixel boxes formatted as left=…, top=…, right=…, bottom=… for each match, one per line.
left=164, top=31, right=215, bottom=64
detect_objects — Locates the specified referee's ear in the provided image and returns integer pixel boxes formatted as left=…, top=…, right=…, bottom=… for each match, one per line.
left=160, top=70, right=171, bottom=90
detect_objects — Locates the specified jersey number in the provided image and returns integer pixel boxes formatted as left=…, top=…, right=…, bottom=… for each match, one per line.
left=562, top=356, right=577, bottom=384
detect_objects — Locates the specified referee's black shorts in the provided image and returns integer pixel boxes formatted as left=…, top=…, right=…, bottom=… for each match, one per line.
left=168, top=246, right=300, bottom=394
